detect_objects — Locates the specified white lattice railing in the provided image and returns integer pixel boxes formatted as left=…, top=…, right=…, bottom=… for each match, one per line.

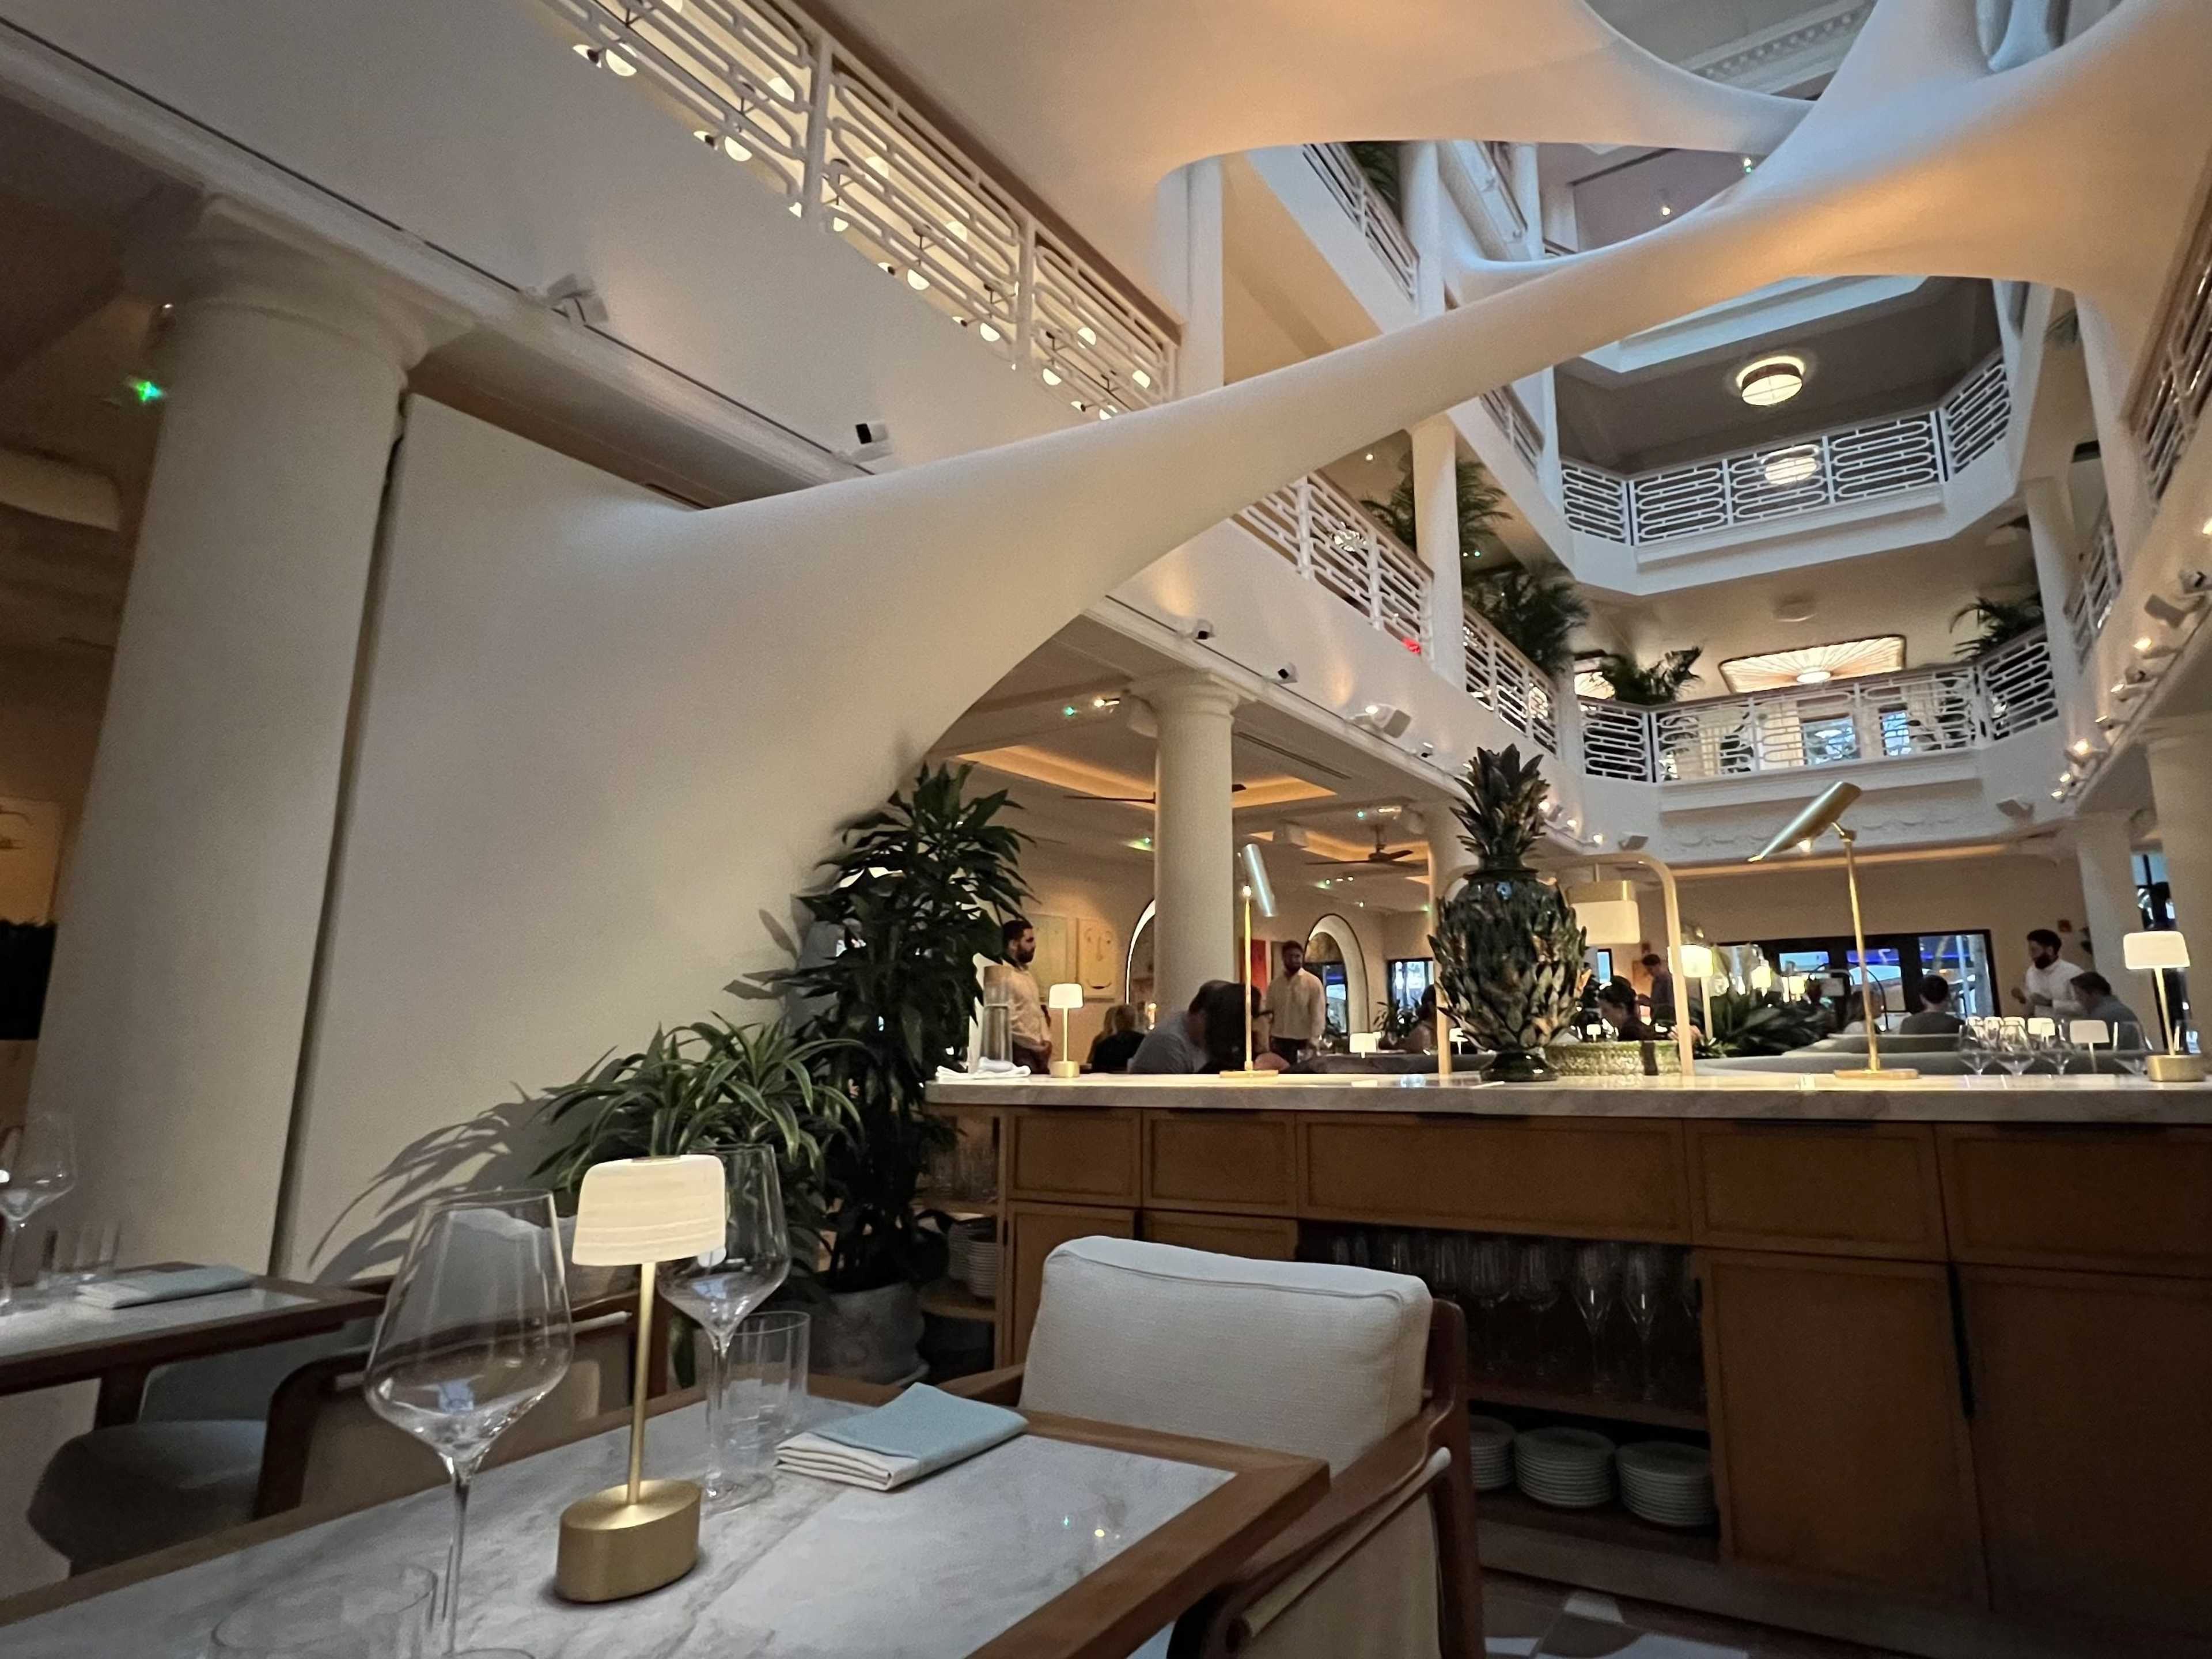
left=1480, top=387, right=1544, bottom=474
left=1562, top=354, right=2010, bottom=547
left=543, top=0, right=1174, bottom=413
left=2128, top=185, right=2212, bottom=501
left=1304, top=143, right=1418, bottom=299
left=1578, top=631, right=2057, bottom=783
left=1236, top=474, right=1431, bottom=658
left=1463, top=619, right=1558, bottom=754
left=2065, top=505, right=2122, bottom=665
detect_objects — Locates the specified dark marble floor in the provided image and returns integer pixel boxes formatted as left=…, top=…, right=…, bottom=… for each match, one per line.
left=1484, top=1572, right=1913, bottom=1659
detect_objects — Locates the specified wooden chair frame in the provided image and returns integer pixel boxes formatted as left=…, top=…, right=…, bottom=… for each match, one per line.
left=946, top=1300, right=1483, bottom=1658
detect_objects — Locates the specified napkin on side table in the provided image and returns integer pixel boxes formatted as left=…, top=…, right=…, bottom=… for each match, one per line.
left=74, top=1265, right=254, bottom=1310
left=778, top=1383, right=1025, bottom=1490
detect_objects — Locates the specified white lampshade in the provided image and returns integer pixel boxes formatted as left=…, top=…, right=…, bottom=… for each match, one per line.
left=1676, top=943, right=1715, bottom=980
left=1047, top=982, right=1084, bottom=1012
left=2070, top=1019, right=2111, bottom=1046
left=2123, top=930, right=2191, bottom=971
left=1749, top=960, right=1775, bottom=992
left=1567, top=880, right=1641, bottom=946
left=570, top=1155, right=725, bottom=1267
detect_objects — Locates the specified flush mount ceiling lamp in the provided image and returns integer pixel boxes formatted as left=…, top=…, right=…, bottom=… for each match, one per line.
left=1760, top=445, right=1821, bottom=487
left=1719, top=635, right=1904, bottom=693
left=1734, top=353, right=1808, bottom=408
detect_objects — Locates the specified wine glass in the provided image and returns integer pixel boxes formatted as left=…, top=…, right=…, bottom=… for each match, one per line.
left=1957, top=1020, right=1996, bottom=1075
left=1514, top=1239, right=1567, bottom=1382
left=1465, top=1236, right=1514, bottom=1379
left=0, top=1111, right=77, bottom=1312
left=1620, top=1247, right=1666, bottom=1402
left=1994, top=1022, right=2036, bottom=1076
left=2112, top=1022, right=2150, bottom=1078
left=1570, top=1243, right=1615, bottom=1395
left=660, top=1145, right=790, bottom=1509
left=366, top=1191, right=573, bottom=1657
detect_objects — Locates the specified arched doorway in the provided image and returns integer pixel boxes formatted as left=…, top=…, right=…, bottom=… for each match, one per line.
left=1303, top=912, right=1371, bottom=1038
left=1124, top=899, right=1157, bottom=1017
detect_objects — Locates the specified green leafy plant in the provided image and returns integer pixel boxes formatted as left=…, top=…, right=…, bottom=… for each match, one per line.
left=1346, top=142, right=1403, bottom=215
left=1590, top=647, right=1703, bottom=706
left=771, top=764, right=1029, bottom=1292
left=1466, top=566, right=1590, bottom=677
left=1361, top=457, right=1510, bottom=565
left=1699, top=989, right=1825, bottom=1058
left=1374, top=998, right=1419, bottom=1049
left=1952, top=592, right=2043, bottom=658
left=532, top=1017, right=858, bottom=1277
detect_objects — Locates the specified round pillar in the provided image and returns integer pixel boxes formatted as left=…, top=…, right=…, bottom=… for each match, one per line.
left=2146, top=714, right=2212, bottom=951
left=1425, top=800, right=1471, bottom=912
left=2019, top=475, right=2084, bottom=712
left=2072, top=811, right=2155, bottom=1016
left=1411, top=415, right=1463, bottom=688
left=1147, top=674, right=1241, bottom=1015
left=31, top=215, right=442, bottom=1270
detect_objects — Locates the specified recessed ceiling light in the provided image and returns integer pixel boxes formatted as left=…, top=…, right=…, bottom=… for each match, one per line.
left=1736, top=354, right=1808, bottom=408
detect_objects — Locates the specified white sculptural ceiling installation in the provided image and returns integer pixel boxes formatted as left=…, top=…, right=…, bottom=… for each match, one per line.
left=649, top=0, right=2211, bottom=918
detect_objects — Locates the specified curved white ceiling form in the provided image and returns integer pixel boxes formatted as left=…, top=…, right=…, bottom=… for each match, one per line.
left=570, top=0, right=2211, bottom=984
left=819, top=0, right=1808, bottom=279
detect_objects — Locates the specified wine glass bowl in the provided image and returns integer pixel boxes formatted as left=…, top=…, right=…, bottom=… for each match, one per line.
left=0, top=1110, right=77, bottom=1312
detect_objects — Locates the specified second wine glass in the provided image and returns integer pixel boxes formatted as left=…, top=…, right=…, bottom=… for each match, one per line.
left=661, top=1145, right=791, bottom=1510
left=0, top=1111, right=76, bottom=1313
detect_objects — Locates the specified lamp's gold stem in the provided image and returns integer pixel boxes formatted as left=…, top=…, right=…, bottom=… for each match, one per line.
left=628, top=1260, right=654, bottom=1505
left=1839, top=828, right=1883, bottom=1074
left=2154, top=966, right=2176, bottom=1055
left=1243, top=887, right=1255, bottom=1070
left=1436, top=980, right=1452, bottom=1080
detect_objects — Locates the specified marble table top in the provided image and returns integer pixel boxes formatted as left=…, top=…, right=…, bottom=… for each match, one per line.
left=926, top=1069, right=2212, bottom=1124
left=6, top=1393, right=1232, bottom=1658
left=0, top=1286, right=317, bottom=1361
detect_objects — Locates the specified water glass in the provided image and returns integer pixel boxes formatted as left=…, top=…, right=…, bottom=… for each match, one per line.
left=708, top=1310, right=810, bottom=1507
left=210, top=1565, right=436, bottom=1658
left=39, top=1220, right=120, bottom=1289
left=661, top=1146, right=791, bottom=1509
left=0, top=1110, right=77, bottom=1312
left=365, top=1192, right=572, bottom=1657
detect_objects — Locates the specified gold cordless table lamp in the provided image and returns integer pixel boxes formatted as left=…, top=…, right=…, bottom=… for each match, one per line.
left=557, top=1154, right=725, bottom=1602
left=1749, top=782, right=1914, bottom=1080
left=2123, top=930, right=2203, bottom=1082
left=1048, top=982, right=1084, bottom=1078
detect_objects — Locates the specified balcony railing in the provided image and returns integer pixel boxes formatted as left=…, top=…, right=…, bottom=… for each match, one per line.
left=1476, top=141, right=1530, bottom=239
left=2065, top=505, right=2122, bottom=665
left=1463, top=619, right=1558, bottom=755
left=542, top=0, right=1175, bottom=413
left=2128, top=182, right=2212, bottom=501
left=1580, top=630, right=2056, bottom=783
left=1561, top=354, right=2010, bottom=547
left=1237, top=473, right=1431, bottom=658
left=1304, top=143, right=1419, bottom=299
left=1480, top=386, right=1544, bottom=474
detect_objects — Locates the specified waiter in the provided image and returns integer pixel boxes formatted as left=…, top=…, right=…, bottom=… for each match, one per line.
left=991, top=915, right=1052, bottom=1073
left=1264, top=939, right=1326, bottom=1063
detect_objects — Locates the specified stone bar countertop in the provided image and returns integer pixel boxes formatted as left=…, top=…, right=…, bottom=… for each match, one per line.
left=925, top=1069, right=2212, bottom=1124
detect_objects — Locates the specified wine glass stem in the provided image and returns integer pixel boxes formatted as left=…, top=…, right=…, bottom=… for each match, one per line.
left=442, top=1460, right=477, bottom=1656
left=703, top=1328, right=733, bottom=1493
left=0, top=1217, right=16, bottom=1310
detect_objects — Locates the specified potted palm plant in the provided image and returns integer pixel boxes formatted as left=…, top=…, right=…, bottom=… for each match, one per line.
left=1589, top=647, right=1702, bottom=705
left=1431, top=746, right=1586, bottom=1082
left=768, top=763, right=1029, bottom=1380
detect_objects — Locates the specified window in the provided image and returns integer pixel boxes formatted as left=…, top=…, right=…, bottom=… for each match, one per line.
left=1801, top=715, right=1859, bottom=764
left=1387, top=957, right=1434, bottom=1012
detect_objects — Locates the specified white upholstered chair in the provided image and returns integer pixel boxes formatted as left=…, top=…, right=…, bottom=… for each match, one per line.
left=952, top=1236, right=1482, bottom=1659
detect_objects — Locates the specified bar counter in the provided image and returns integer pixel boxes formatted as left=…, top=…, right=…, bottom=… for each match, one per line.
left=923, top=1066, right=2212, bottom=1658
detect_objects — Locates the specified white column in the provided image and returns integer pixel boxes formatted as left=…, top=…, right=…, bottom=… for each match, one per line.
left=1412, top=415, right=1464, bottom=687
left=2074, top=812, right=2155, bottom=1017
left=2145, top=714, right=2212, bottom=949
left=1510, top=143, right=1543, bottom=258
left=1398, top=142, right=1446, bottom=321
left=2020, top=474, right=2084, bottom=709
left=30, top=209, right=448, bottom=1270
left=2077, top=300, right=2157, bottom=557
left=1147, top=674, right=1241, bottom=1013
left=1179, top=159, right=1225, bottom=397
left=1425, top=800, right=1472, bottom=911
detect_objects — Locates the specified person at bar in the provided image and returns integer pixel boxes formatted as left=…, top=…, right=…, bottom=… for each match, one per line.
left=1263, top=939, right=1325, bottom=1064
left=2017, top=927, right=2086, bottom=1020
left=1597, top=981, right=1660, bottom=1042
left=1130, top=980, right=1253, bottom=1073
left=1403, top=984, right=1440, bottom=1054
left=2070, top=971, right=2145, bottom=1033
left=1085, top=1003, right=1145, bottom=1073
left=1899, top=976, right=1964, bottom=1035
left=987, top=915, right=1052, bottom=1074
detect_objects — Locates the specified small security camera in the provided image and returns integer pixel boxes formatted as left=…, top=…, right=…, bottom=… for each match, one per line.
left=533, top=274, right=609, bottom=326
left=1181, top=616, right=1217, bottom=642
left=849, top=421, right=895, bottom=464
left=2183, top=569, right=2212, bottom=594
left=1418, top=741, right=1437, bottom=760
left=1618, top=833, right=1649, bottom=851
left=1275, top=663, right=1299, bottom=684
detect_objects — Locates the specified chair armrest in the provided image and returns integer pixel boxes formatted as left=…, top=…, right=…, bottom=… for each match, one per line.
left=254, top=1351, right=369, bottom=1518
left=938, top=1365, right=1024, bottom=1405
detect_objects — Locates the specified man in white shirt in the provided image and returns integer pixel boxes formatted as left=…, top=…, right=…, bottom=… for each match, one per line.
left=1264, top=940, right=1326, bottom=1063
left=988, top=915, right=1051, bottom=1073
left=2017, top=927, right=2086, bottom=1020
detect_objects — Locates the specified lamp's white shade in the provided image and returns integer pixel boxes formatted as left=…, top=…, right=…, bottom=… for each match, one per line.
left=2123, top=930, right=2191, bottom=971
left=1749, top=960, right=1775, bottom=993
left=1047, top=982, right=1085, bottom=1012
left=1567, top=880, right=1641, bottom=946
left=570, top=1155, right=725, bottom=1267
left=1676, top=943, right=1715, bottom=980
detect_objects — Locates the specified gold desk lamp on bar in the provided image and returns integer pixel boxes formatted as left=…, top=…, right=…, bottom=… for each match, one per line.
left=2122, top=930, right=2203, bottom=1081
left=1748, top=781, right=1914, bottom=1080
left=558, top=1154, right=725, bottom=1602
left=1224, top=840, right=1282, bottom=1078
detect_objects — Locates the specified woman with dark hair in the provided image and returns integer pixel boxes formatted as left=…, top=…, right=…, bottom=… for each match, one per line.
left=1085, top=1003, right=1145, bottom=1073
left=1129, top=980, right=1251, bottom=1073
left=1597, top=980, right=1658, bottom=1042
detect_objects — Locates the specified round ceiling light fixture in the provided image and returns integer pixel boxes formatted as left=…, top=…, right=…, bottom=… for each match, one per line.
left=1762, top=445, right=1821, bottom=487
left=1735, top=353, right=1808, bottom=408
left=1794, top=667, right=1835, bottom=685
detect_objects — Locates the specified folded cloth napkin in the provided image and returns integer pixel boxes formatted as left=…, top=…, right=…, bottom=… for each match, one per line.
left=933, top=1062, right=1032, bottom=1081
left=778, top=1383, right=1024, bottom=1490
left=74, top=1265, right=255, bottom=1310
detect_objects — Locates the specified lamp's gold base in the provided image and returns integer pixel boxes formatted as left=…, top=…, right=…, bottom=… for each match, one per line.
left=1218, top=1067, right=1283, bottom=1080
left=1048, top=1059, right=1080, bottom=1078
left=555, top=1478, right=701, bottom=1603
left=1833, top=1067, right=1919, bottom=1081
left=2148, top=1053, right=2206, bottom=1082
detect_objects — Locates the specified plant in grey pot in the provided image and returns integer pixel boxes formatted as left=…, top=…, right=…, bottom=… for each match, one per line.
left=1430, top=745, right=1586, bottom=1082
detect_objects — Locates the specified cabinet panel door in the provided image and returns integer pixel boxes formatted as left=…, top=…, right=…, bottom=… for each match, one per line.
left=1007, top=1203, right=1134, bottom=1365
left=1964, top=1267, right=2212, bottom=1637
left=1007, top=1110, right=1141, bottom=1205
left=1937, top=1127, right=2212, bottom=1275
left=1144, top=1113, right=1297, bottom=1214
left=1140, top=1211, right=1299, bottom=1260
left=1688, top=1123, right=1946, bottom=1259
left=1702, top=1251, right=1984, bottom=1604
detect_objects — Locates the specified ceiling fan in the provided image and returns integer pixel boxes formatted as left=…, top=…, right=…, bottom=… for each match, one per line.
left=1308, top=826, right=1416, bottom=869
left=1071, top=783, right=1248, bottom=804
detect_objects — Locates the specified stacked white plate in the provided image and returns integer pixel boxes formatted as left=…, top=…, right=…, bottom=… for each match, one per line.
left=1467, top=1416, right=1516, bottom=1491
left=963, top=1238, right=1002, bottom=1302
left=946, top=1225, right=974, bottom=1282
left=1513, top=1426, right=1615, bottom=1509
left=1618, top=1441, right=1717, bottom=1529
